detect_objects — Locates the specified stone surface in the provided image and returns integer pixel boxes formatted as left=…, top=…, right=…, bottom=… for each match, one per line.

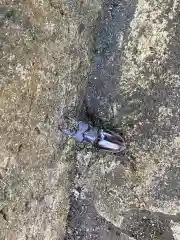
left=88, top=0, right=180, bottom=219
left=1, top=0, right=180, bottom=239
left=0, top=0, right=101, bottom=239
left=66, top=0, right=180, bottom=239
left=171, top=222, right=180, bottom=240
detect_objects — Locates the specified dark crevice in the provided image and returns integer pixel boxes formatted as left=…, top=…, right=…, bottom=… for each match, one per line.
left=64, top=0, right=137, bottom=239
left=0, top=208, right=8, bottom=221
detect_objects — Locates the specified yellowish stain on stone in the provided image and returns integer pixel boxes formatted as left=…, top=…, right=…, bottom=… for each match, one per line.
left=121, top=0, right=171, bottom=92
